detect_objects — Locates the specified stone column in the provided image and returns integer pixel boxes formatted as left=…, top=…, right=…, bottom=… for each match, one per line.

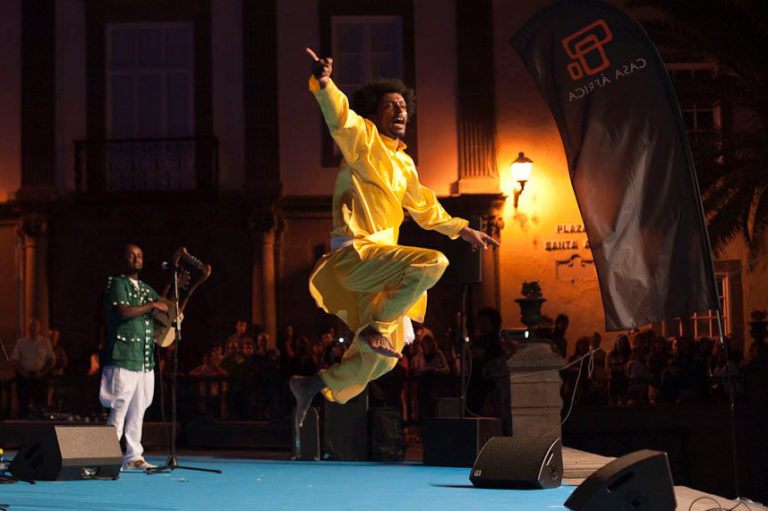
left=506, top=342, right=565, bottom=438
left=249, top=207, right=278, bottom=347
left=260, top=227, right=277, bottom=345
left=17, top=215, right=49, bottom=334
left=454, top=0, right=498, bottom=195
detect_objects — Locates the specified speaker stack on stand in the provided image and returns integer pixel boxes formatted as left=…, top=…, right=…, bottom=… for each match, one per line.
left=421, top=216, right=506, bottom=467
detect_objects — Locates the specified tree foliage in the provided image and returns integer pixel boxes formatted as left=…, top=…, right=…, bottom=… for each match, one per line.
left=626, top=0, right=768, bottom=264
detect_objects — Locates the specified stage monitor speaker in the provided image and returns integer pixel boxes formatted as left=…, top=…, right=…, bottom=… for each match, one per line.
left=470, top=436, right=563, bottom=489
left=292, top=407, right=320, bottom=461
left=423, top=417, right=502, bottom=467
left=323, top=389, right=368, bottom=461
left=9, top=425, right=122, bottom=481
left=564, top=449, right=676, bottom=511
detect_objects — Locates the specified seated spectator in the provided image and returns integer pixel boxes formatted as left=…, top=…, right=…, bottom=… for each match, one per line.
left=412, top=335, right=450, bottom=377
left=675, top=336, right=708, bottom=403
left=189, top=347, right=228, bottom=417
left=311, top=338, right=326, bottom=370
left=647, top=337, right=671, bottom=404
left=190, top=347, right=228, bottom=377
left=412, top=334, right=450, bottom=419
left=369, top=355, right=409, bottom=416
left=562, top=336, right=591, bottom=403
left=294, top=336, right=320, bottom=376
left=225, top=320, right=253, bottom=351
left=608, top=335, right=631, bottom=406
left=589, top=332, right=608, bottom=404
left=241, top=340, right=258, bottom=418
left=631, top=329, right=654, bottom=358
left=253, top=332, right=281, bottom=420
left=625, top=346, right=648, bottom=404
left=658, top=357, right=683, bottom=404
left=278, top=323, right=296, bottom=360
left=467, top=307, right=502, bottom=415
left=696, top=337, right=715, bottom=376
left=403, top=324, right=431, bottom=360
left=221, top=339, right=248, bottom=419
left=319, top=330, right=335, bottom=366
left=550, top=314, right=570, bottom=358
left=742, top=339, right=768, bottom=412
left=403, top=325, right=424, bottom=423
left=324, top=337, right=347, bottom=367
left=11, top=319, right=54, bottom=417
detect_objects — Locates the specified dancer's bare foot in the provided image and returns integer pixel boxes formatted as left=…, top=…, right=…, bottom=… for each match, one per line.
left=289, top=374, right=324, bottom=428
left=359, top=325, right=401, bottom=359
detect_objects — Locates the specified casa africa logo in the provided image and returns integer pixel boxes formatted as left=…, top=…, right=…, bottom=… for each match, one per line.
left=561, top=19, right=648, bottom=103
left=562, top=19, right=613, bottom=80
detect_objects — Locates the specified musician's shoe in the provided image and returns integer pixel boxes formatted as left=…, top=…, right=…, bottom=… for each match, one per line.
left=123, top=458, right=157, bottom=470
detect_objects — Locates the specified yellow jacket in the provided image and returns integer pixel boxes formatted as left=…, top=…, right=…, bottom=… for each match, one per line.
left=309, top=76, right=468, bottom=245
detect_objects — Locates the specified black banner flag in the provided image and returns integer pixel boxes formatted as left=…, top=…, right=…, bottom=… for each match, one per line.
left=511, top=0, right=719, bottom=331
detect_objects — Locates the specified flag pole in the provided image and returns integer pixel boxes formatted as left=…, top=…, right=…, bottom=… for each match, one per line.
left=715, top=308, right=740, bottom=497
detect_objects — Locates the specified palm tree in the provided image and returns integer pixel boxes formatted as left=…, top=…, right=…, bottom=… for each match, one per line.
left=626, top=0, right=768, bottom=265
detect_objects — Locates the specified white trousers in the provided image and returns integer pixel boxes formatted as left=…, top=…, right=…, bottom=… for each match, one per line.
left=99, top=365, right=154, bottom=463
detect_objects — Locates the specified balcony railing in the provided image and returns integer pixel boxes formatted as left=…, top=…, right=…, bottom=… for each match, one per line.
left=74, top=137, right=219, bottom=192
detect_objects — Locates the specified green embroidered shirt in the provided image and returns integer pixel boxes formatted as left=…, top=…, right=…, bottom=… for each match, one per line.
left=102, top=275, right=161, bottom=372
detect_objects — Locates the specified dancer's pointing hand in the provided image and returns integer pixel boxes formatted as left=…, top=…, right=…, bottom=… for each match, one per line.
left=459, top=225, right=500, bottom=251
left=306, top=47, right=332, bottom=88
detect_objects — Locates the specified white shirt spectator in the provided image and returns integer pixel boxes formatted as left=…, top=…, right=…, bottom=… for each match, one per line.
left=11, top=335, right=55, bottom=375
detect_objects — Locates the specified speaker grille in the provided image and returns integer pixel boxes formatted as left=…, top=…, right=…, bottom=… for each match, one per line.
left=564, top=450, right=676, bottom=511
left=470, top=436, right=563, bottom=489
left=10, top=425, right=122, bottom=481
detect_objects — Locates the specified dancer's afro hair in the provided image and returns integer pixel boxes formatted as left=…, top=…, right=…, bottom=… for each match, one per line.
left=350, top=78, right=416, bottom=120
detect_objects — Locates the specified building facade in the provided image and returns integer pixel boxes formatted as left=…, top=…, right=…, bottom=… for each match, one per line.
left=0, top=0, right=764, bottom=378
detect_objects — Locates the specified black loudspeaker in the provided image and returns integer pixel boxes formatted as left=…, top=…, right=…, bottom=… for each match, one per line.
left=564, top=450, right=676, bottom=511
left=292, top=407, right=320, bottom=461
left=423, top=417, right=503, bottom=466
left=441, top=216, right=483, bottom=285
left=323, top=390, right=368, bottom=460
left=435, top=397, right=463, bottom=418
left=470, top=436, right=563, bottom=489
left=9, top=425, right=122, bottom=481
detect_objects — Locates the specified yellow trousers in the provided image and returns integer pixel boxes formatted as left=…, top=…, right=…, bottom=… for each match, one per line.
left=309, top=241, right=448, bottom=403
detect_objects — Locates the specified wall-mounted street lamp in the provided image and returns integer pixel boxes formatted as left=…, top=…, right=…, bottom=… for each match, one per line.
left=510, top=152, right=533, bottom=209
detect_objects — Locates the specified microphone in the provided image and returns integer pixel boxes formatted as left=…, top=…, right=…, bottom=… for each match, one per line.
left=161, top=261, right=181, bottom=271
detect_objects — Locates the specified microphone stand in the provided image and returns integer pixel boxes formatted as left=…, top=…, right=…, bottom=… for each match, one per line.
left=459, top=283, right=469, bottom=419
left=147, top=265, right=221, bottom=475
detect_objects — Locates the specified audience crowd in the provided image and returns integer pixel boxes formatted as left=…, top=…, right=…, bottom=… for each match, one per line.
left=2, top=309, right=767, bottom=428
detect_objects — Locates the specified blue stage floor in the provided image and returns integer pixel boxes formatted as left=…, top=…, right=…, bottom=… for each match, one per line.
left=0, top=456, right=576, bottom=510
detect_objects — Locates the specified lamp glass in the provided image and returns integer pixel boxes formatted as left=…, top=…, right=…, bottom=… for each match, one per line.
left=511, top=161, right=532, bottom=182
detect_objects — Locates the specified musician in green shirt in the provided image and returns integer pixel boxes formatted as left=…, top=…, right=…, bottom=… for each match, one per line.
left=99, top=244, right=168, bottom=470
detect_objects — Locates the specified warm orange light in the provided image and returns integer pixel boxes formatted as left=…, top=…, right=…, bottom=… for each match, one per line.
left=509, top=152, right=533, bottom=209
left=510, top=152, right=533, bottom=183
